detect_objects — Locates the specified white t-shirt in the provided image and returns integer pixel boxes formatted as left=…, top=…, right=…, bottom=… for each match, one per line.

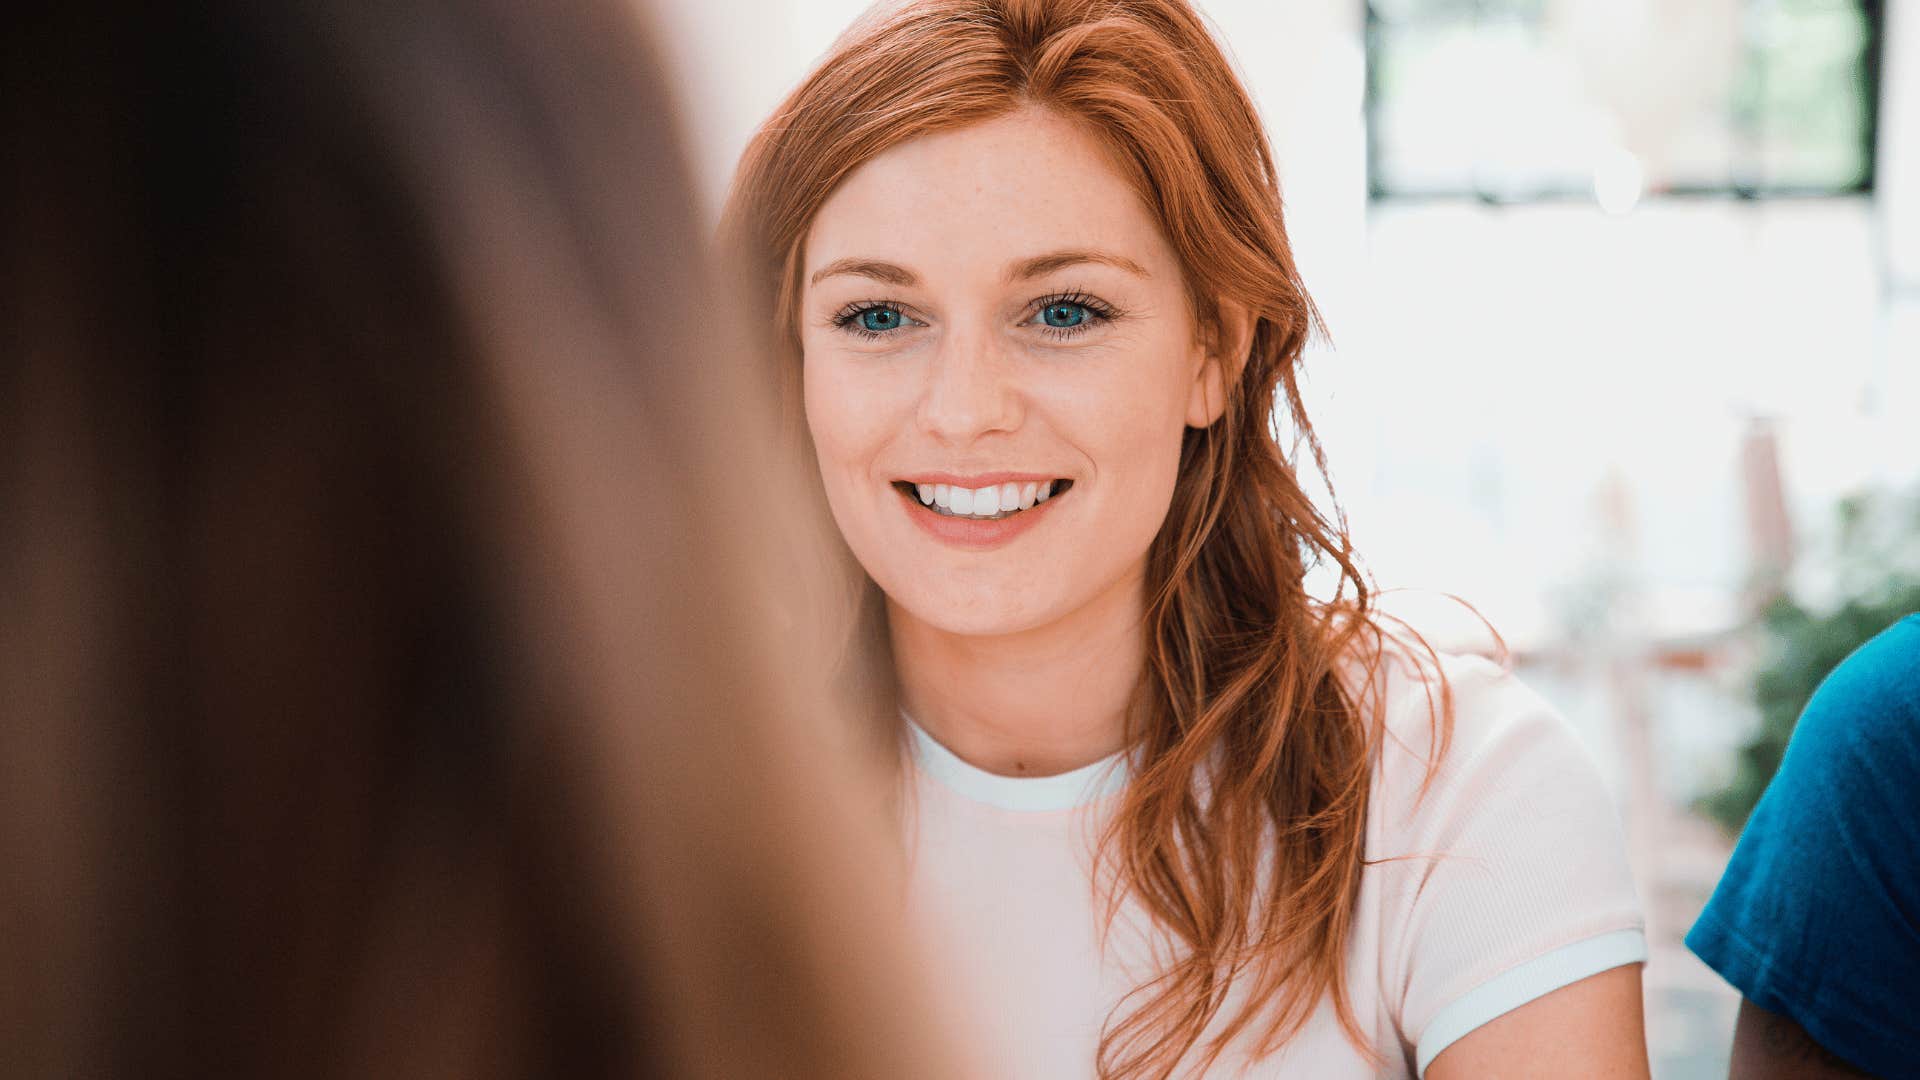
left=901, top=638, right=1646, bottom=1077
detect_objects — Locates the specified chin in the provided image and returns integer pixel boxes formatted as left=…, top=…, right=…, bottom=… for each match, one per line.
left=876, top=577, right=1058, bottom=639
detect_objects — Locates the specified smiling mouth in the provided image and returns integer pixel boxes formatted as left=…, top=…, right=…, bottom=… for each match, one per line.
left=892, top=479, right=1074, bottom=520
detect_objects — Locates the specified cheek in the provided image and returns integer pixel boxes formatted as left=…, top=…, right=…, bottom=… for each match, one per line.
left=1048, top=341, right=1195, bottom=566
left=801, top=349, right=886, bottom=475
left=1043, top=339, right=1194, bottom=474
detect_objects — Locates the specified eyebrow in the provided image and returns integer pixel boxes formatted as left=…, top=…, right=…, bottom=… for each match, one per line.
left=807, top=258, right=917, bottom=287
left=1005, top=249, right=1149, bottom=283
left=806, top=248, right=1150, bottom=288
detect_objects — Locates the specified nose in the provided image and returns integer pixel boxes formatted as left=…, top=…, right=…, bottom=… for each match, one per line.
left=915, top=326, right=1021, bottom=442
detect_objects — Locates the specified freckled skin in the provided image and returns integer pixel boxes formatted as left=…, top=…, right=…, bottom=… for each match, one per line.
left=796, top=106, right=1237, bottom=777
left=800, top=105, right=1215, bottom=643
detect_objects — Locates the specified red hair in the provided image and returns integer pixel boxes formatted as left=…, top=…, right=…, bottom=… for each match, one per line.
left=723, top=1, right=1449, bottom=1074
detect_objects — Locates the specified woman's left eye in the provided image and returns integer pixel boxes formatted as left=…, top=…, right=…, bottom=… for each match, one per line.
left=1027, top=293, right=1114, bottom=337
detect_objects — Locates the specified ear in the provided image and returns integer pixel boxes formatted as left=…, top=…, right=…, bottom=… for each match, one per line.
left=1185, top=298, right=1255, bottom=429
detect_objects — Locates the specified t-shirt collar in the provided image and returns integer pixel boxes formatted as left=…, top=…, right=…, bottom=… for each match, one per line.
left=902, top=710, right=1131, bottom=812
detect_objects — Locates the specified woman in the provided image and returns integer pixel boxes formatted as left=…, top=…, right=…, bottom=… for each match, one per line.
left=724, top=1, right=1649, bottom=1076
left=0, top=1, right=962, bottom=1077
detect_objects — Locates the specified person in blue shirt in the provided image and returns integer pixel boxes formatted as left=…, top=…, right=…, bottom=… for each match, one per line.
left=1688, top=613, right=1920, bottom=1079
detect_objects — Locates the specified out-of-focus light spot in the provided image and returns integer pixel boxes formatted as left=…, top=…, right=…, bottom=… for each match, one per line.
left=1593, top=147, right=1644, bottom=215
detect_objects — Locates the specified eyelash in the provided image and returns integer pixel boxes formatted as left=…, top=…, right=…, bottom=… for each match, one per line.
left=830, top=291, right=1121, bottom=342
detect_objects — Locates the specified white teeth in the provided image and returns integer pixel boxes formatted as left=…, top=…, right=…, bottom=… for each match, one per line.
left=912, top=479, right=1062, bottom=519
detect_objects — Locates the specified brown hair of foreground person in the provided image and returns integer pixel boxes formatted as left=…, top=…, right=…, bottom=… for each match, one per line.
left=722, top=2, right=1447, bottom=1077
left=0, top=2, right=964, bottom=1078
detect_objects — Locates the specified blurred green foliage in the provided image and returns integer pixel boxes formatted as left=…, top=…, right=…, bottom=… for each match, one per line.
left=1701, top=487, right=1920, bottom=834
left=1730, top=0, right=1871, bottom=189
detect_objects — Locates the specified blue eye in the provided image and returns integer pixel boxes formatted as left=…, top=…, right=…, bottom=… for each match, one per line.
left=860, top=307, right=904, bottom=332
left=1029, top=293, right=1116, bottom=338
left=1040, top=302, right=1088, bottom=328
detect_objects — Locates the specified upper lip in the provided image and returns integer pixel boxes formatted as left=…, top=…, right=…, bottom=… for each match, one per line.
left=896, top=471, right=1063, bottom=487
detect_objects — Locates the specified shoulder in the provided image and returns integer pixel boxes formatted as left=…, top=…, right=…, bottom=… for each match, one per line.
left=1728, top=612, right=1920, bottom=850
left=1344, top=598, right=1645, bottom=1073
left=1346, top=601, right=1601, bottom=829
left=1783, top=613, right=1920, bottom=769
left=1685, top=614, right=1920, bottom=1078
left=1338, top=593, right=1638, bottom=911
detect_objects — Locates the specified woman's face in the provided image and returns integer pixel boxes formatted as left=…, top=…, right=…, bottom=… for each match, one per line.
left=799, top=105, right=1232, bottom=638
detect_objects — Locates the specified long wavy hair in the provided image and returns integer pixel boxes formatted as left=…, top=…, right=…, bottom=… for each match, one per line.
left=722, top=1, right=1449, bottom=1075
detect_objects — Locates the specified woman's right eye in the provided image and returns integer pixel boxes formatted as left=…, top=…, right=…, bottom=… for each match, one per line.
left=833, top=303, right=917, bottom=339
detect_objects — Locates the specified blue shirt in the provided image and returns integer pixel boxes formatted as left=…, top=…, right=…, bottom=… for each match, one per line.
left=1687, top=613, right=1920, bottom=1078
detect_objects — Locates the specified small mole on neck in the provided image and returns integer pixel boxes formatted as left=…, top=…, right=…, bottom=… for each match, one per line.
left=1013, top=761, right=1029, bottom=774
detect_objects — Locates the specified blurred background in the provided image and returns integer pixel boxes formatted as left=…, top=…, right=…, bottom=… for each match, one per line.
left=649, top=1, right=1920, bottom=1075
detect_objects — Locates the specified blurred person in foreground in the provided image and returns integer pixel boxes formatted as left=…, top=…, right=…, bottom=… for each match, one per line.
left=1688, top=614, right=1920, bottom=1079
left=0, top=2, right=967, bottom=1077
left=722, top=1, right=1650, bottom=1076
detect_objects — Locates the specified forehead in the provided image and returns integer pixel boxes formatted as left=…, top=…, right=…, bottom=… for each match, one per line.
left=803, top=105, right=1175, bottom=284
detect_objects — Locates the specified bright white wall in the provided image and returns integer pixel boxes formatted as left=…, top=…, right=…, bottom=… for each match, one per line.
left=642, top=0, right=877, bottom=220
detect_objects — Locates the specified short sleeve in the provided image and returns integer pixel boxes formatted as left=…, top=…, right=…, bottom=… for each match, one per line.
left=1368, top=647, right=1646, bottom=1076
left=1684, top=614, right=1920, bottom=1078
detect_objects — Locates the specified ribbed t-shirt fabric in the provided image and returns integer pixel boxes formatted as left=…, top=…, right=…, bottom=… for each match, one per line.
left=900, top=638, right=1647, bottom=1077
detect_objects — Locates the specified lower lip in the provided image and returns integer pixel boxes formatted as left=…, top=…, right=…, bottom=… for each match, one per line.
left=899, top=486, right=1065, bottom=550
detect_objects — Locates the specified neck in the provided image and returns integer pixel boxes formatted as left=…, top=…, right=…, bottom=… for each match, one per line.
left=889, top=565, right=1147, bottom=778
